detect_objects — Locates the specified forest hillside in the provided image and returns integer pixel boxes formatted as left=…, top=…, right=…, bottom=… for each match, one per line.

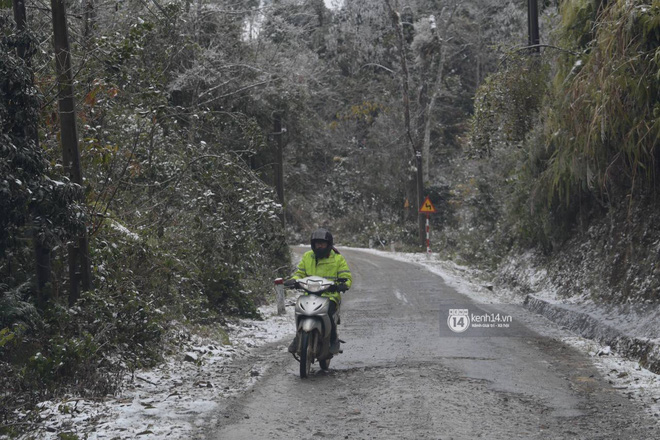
left=1, top=0, right=658, bottom=435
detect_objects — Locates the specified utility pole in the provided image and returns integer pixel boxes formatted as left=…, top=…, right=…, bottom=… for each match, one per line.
left=273, top=112, right=285, bottom=228
left=51, top=0, right=93, bottom=304
left=415, top=152, right=425, bottom=248
left=528, top=0, right=540, bottom=53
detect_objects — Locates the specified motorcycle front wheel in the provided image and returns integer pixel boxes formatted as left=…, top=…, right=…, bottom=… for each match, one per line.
left=299, top=331, right=314, bottom=378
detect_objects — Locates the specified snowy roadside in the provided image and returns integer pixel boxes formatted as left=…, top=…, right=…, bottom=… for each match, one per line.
left=347, top=247, right=660, bottom=421
left=498, top=251, right=660, bottom=377
left=6, top=247, right=658, bottom=438
left=8, top=297, right=297, bottom=440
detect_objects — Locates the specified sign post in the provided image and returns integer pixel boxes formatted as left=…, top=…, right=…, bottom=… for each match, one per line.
left=274, top=278, right=285, bottom=315
left=425, top=215, right=430, bottom=254
left=418, top=196, right=436, bottom=254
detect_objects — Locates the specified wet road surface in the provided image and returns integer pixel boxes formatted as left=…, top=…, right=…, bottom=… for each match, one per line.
left=203, top=249, right=657, bottom=439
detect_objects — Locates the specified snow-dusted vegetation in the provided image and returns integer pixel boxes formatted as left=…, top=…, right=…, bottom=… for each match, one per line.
left=2, top=0, right=658, bottom=437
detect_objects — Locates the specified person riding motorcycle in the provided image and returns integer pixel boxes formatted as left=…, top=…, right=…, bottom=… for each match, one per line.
left=286, top=228, right=352, bottom=354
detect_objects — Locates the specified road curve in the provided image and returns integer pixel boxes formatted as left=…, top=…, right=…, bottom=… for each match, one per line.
left=203, top=248, right=656, bottom=439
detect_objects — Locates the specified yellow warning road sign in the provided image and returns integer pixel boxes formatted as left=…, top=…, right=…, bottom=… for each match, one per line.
left=419, top=196, right=436, bottom=213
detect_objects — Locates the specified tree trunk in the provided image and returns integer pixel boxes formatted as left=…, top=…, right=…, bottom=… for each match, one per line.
left=51, top=0, right=93, bottom=304
left=83, top=0, right=96, bottom=39
left=12, top=0, right=27, bottom=59
left=386, top=1, right=425, bottom=249
left=421, top=5, right=457, bottom=183
left=421, top=43, right=447, bottom=183
left=34, top=229, right=52, bottom=307
left=14, top=0, right=53, bottom=305
left=388, top=8, right=416, bottom=156
left=476, top=22, right=482, bottom=86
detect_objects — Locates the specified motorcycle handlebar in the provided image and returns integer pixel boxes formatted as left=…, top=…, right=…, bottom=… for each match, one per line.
left=281, top=278, right=349, bottom=292
left=283, top=279, right=298, bottom=288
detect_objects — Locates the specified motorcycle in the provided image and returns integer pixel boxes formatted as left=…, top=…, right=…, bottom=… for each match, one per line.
left=284, top=276, right=347, bottom=378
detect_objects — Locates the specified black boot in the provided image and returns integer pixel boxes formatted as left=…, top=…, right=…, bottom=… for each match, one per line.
left=288, top=334, right=298, bottom=353
left=329, top=325, right=340, bottom=354
left=329, top=337, right=340, bottom=354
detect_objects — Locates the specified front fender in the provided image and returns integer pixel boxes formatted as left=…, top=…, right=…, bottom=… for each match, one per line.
left=299, top=318, right=323, bottom=333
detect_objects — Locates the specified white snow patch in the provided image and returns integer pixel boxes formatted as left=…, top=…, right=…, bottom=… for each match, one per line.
left=563, top=337, right=660, bottom=419
left=10, top=297, right=296, bottom=439
left=109, top=219, right=140, bottom=240
left=394, top=289, right=409, bottom=304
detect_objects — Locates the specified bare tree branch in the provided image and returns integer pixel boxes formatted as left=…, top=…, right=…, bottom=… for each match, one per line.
left=360, top=63, right=395, bottom=74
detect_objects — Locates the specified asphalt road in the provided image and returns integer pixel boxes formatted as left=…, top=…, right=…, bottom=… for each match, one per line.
left=204, top=248, right=656, bottom=439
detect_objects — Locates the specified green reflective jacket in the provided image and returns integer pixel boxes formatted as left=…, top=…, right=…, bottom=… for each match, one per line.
left=291, top=250, right=352, bottom=304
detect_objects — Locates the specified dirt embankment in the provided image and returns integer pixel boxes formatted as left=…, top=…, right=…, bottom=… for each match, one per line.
left=496, top=196, right=660, bottom=373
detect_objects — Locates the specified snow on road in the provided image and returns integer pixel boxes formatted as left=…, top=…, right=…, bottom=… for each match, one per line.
left=394, top=289, right=409, bottom=304
left=8, top=248, right=659, bottom=438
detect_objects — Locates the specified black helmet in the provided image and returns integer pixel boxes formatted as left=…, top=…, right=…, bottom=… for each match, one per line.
left=310, top=228, right=333, bottom=259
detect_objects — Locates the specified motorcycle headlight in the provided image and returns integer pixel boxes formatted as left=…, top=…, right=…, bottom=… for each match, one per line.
left=306, top=280, right=323, bottom=293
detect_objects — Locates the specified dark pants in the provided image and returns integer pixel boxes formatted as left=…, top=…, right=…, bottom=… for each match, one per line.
left=329, top=301, right=338, bottom=342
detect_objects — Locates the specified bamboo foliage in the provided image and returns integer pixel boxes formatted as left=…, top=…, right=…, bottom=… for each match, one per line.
left=539, top=0, right=660, bottom=208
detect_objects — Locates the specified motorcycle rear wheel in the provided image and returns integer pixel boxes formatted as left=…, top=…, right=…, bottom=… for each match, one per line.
left=299, top=332, right=314, bottom=378
left=319, top=358, right=331, bottom=370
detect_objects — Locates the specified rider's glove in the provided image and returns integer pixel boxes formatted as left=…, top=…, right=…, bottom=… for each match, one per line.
left=283, top=279, right=298, bottom=288
left=335, top=283, right=349, bottom=293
